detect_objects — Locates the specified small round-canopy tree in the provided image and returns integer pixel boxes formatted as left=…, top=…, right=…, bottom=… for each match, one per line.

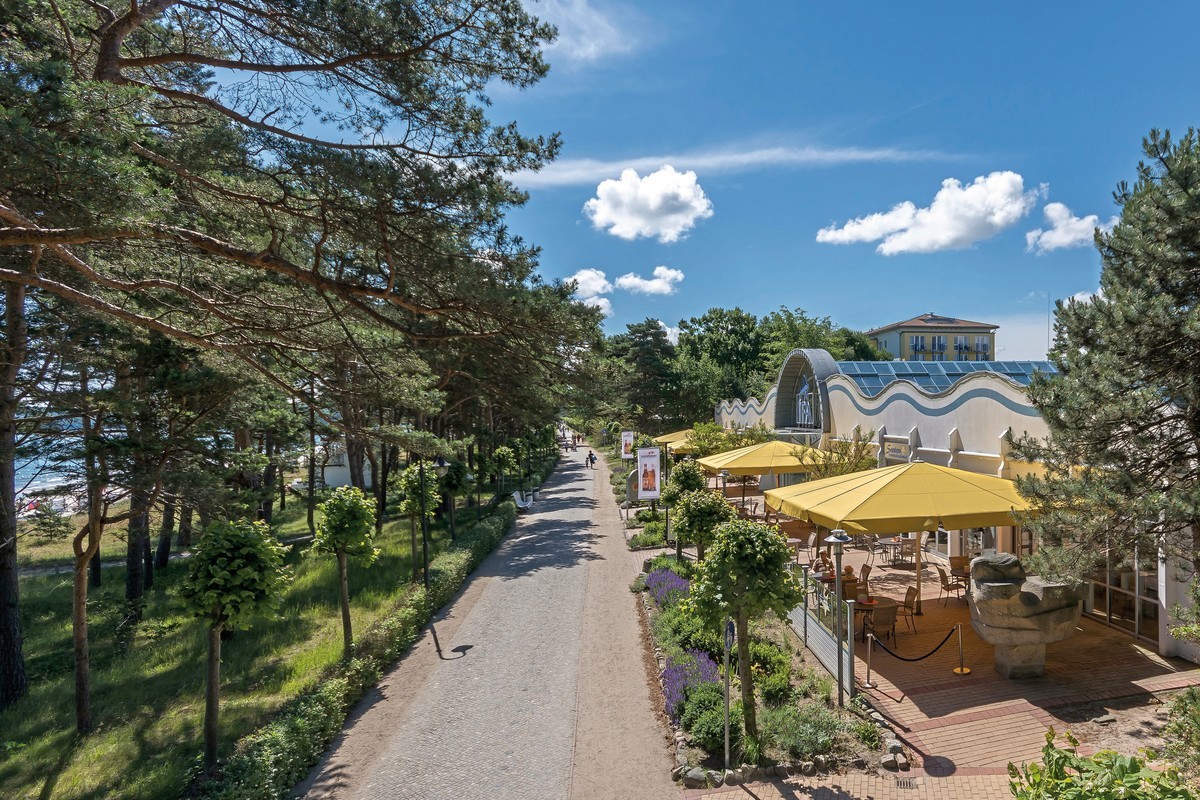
left=492, top=446, right=518, bottom=494
left=181, top=519, right=290, bottom=773
left=394, top=462, right=441, bottom=583
left=313, top=486, right=378, bottom=658
left=662, top=460, right=708, bottom=560
left=688, top=519, right=802, bottom=743
left=673, top=488, right=736, bottom=561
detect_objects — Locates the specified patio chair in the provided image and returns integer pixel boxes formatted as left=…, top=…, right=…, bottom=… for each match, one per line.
left=897, top=586, right=918, bottom=632
left=866, top=604, right=897, bottom=648
left=805, top=532, right=817, bottom=563
left=949, top=555, right=969, bottom=574
left=858, top=563, right=872, bottom=595
left=899, top=538, right=917, bottom=565
left=936, top=565, right=967, bottom=605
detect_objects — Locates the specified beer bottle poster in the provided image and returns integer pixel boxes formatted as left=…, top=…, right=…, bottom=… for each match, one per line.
left=636, top=447, right=661, bottom=500
left=620, top=430, right=635, bottom=459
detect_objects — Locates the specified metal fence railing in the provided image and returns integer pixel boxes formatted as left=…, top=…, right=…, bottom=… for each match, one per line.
left=787, top=569, right=855, bottom=701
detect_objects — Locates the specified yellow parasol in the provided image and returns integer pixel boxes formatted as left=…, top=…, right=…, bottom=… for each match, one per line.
left=763, top=461, right=1033, bottom=613
left=696, top=440, right=827, bottom=477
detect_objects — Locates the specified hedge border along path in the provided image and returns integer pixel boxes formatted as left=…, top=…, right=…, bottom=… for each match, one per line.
left=191, top=492, right=526, bottom=800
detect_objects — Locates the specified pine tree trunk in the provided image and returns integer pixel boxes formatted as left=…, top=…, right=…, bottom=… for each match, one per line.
left=73, top=366, right=103, bottom=733
left=88, top=545, right=101, bottom=588
left=154, top=494, right=175, bottom=569
left=0, top=284, right=27, bottom=710
left=125, top=491, right=148, bottom=600
left=736, top=609, right=756, bottom=742
left=176, top=504, right=193, bottom=548
left=410, top=518, right=420, bottom=583
left=204, top=619, right=223, bottom=774
left=337, top=551, right=352, bottom=658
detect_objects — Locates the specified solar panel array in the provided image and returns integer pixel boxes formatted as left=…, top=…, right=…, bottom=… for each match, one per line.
left=834, top=360, right=1058, bottom=397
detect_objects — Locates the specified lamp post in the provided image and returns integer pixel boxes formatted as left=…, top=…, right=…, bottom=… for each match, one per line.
left=825, top=529, right=852, bottom=707
left=434, top=456, right=453, bottom=541
left=418, top=460, right=430, bottom=591
left=662, top=497, right=678, bottom=561
left=419, top=457, right=451, bottom=590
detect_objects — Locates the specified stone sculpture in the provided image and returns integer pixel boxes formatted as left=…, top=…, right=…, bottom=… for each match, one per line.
left=968, top=553, right=1082, bottom=678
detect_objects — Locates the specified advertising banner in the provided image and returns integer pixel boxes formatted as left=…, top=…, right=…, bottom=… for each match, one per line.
left=636, top=447, right=661, bottom=501
left=621, top=430, right=635, bottom=459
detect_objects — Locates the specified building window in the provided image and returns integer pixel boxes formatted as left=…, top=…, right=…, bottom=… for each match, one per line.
left=974, top=335, right=990, bottom=360
left=908, top=335, right=925, bottom=360
left=954, top=335, right=969, bottom=360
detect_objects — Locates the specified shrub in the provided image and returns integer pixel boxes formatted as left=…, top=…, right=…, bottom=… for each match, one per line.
left=662, top=649, right=720, bottom=722
left=692, top=703, right=742, bottom=755
left=1163, top=688, right=1200, bottom=780
left=653, top=604, right=723, bottom=661
left=634, top=507, right=663, bottom=524
left=759, top=703, right=846, bottom=759
left=850, top=718, right=882, bottom=750
left=646, top=553, right=694, bottom=579
left=681, top=682, right=725, bottom=730
left=759, top=668, right=793, bottom=707
left=645, top=568, right=690, bottom=608
left=748, top=638, right=790, bottom=676
left=1008, top=729, right=1196, bottom=800
left=628, top=521, right=666, bottom=548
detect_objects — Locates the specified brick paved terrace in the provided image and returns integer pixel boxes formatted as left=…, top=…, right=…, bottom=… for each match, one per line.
left=812, top=542, right=1200, bottom=777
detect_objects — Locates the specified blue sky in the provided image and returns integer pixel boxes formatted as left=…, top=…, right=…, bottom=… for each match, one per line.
left=493, top=1, right=1200, bottom=359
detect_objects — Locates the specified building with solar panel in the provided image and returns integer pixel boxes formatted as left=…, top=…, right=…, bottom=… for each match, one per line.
left=713, top=346, right=1191, bottom=658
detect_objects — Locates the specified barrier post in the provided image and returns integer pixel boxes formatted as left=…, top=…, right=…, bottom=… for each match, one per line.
left=953, top=622, right=972, bottom=675
left=864, top=633, right=877, bottom=689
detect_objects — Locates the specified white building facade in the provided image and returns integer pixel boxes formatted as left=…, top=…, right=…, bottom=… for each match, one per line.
left=714, top=348, right=1198, bottom=662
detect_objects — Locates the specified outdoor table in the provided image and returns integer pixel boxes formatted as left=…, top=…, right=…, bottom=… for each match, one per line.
left=853, top=596, right=898, bottom=641
left=877, top=537, right=904, bottom=565
left=951, top=567, right=971, bottom=596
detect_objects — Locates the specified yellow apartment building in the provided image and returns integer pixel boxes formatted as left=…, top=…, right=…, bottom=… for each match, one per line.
left=866, top=312, right=998, bottom=361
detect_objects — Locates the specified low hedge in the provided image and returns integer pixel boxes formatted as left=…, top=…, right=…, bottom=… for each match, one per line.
left=194, top=499, right=522, bottom=799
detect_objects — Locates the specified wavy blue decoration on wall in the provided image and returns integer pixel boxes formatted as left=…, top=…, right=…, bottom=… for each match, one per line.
left=827, top=382, right=1041, bottom=418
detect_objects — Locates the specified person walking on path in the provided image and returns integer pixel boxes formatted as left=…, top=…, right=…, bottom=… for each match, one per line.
left=586, top=449, right=596, bottom=469
left=297, top=455, right=674, bottom=800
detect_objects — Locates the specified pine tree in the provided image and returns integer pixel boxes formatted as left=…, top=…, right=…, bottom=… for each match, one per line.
left=1012, top=129, right=1200, bottom=577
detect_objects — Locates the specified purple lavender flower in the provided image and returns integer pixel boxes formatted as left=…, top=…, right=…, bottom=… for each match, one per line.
left=645, top=568, right=690, bottom=608
left=661, top=649, right=720, bottom=721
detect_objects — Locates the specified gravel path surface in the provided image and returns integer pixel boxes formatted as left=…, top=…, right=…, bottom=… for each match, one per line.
left=296, top=455, right=675, bottom=800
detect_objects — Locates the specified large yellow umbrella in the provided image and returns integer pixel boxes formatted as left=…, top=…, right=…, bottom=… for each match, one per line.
left=696, top=440, right=826, bottom=477
left=667, top=440, right=696, bottom=455
left=763, top=461, right=1033, bottom=612
left=653, top=429, right=694, bottom=445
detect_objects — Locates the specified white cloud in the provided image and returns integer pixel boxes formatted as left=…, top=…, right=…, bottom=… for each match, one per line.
left=1025, top=202, right=1118, bottom=254
left=533, top=0, right=633, bottom=64
left=659, top=320, right=680, bottom=345
left=584, top=166, right=713, bottom=243
left=582, top=295, right=613, bottom=317
left=567, top=267, right=613, bottom=297
left=515, top=142, right=952, bottom=188
left=566, top=267, right=614, bottom=316
left=615, top=265, right=685, bottom=295
left=816, top=171, right=1042, bottom=255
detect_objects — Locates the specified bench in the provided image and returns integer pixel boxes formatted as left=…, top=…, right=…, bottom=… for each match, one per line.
left=512, top=490, right=534, bottom=512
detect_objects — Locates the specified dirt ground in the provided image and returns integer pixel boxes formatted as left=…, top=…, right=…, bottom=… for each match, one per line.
left=1052, top=691, right=1173, bottom=757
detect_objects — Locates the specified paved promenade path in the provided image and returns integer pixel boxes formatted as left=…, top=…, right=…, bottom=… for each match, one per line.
left=297, top=455, right=676, bottom=800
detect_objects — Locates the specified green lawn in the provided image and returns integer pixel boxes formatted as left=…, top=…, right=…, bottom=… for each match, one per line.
left=0, top=487, right=494, bottom=800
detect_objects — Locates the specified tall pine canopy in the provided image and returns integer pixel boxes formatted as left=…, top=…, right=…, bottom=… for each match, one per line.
left=1013, top=129, right=1200, bottom=576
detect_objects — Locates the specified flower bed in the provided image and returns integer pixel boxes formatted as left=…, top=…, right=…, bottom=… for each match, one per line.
left=636, top=553, right=879, bottom=786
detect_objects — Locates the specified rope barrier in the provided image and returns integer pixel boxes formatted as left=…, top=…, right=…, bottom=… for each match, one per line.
left=872, top=624, right=957, bottom=662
